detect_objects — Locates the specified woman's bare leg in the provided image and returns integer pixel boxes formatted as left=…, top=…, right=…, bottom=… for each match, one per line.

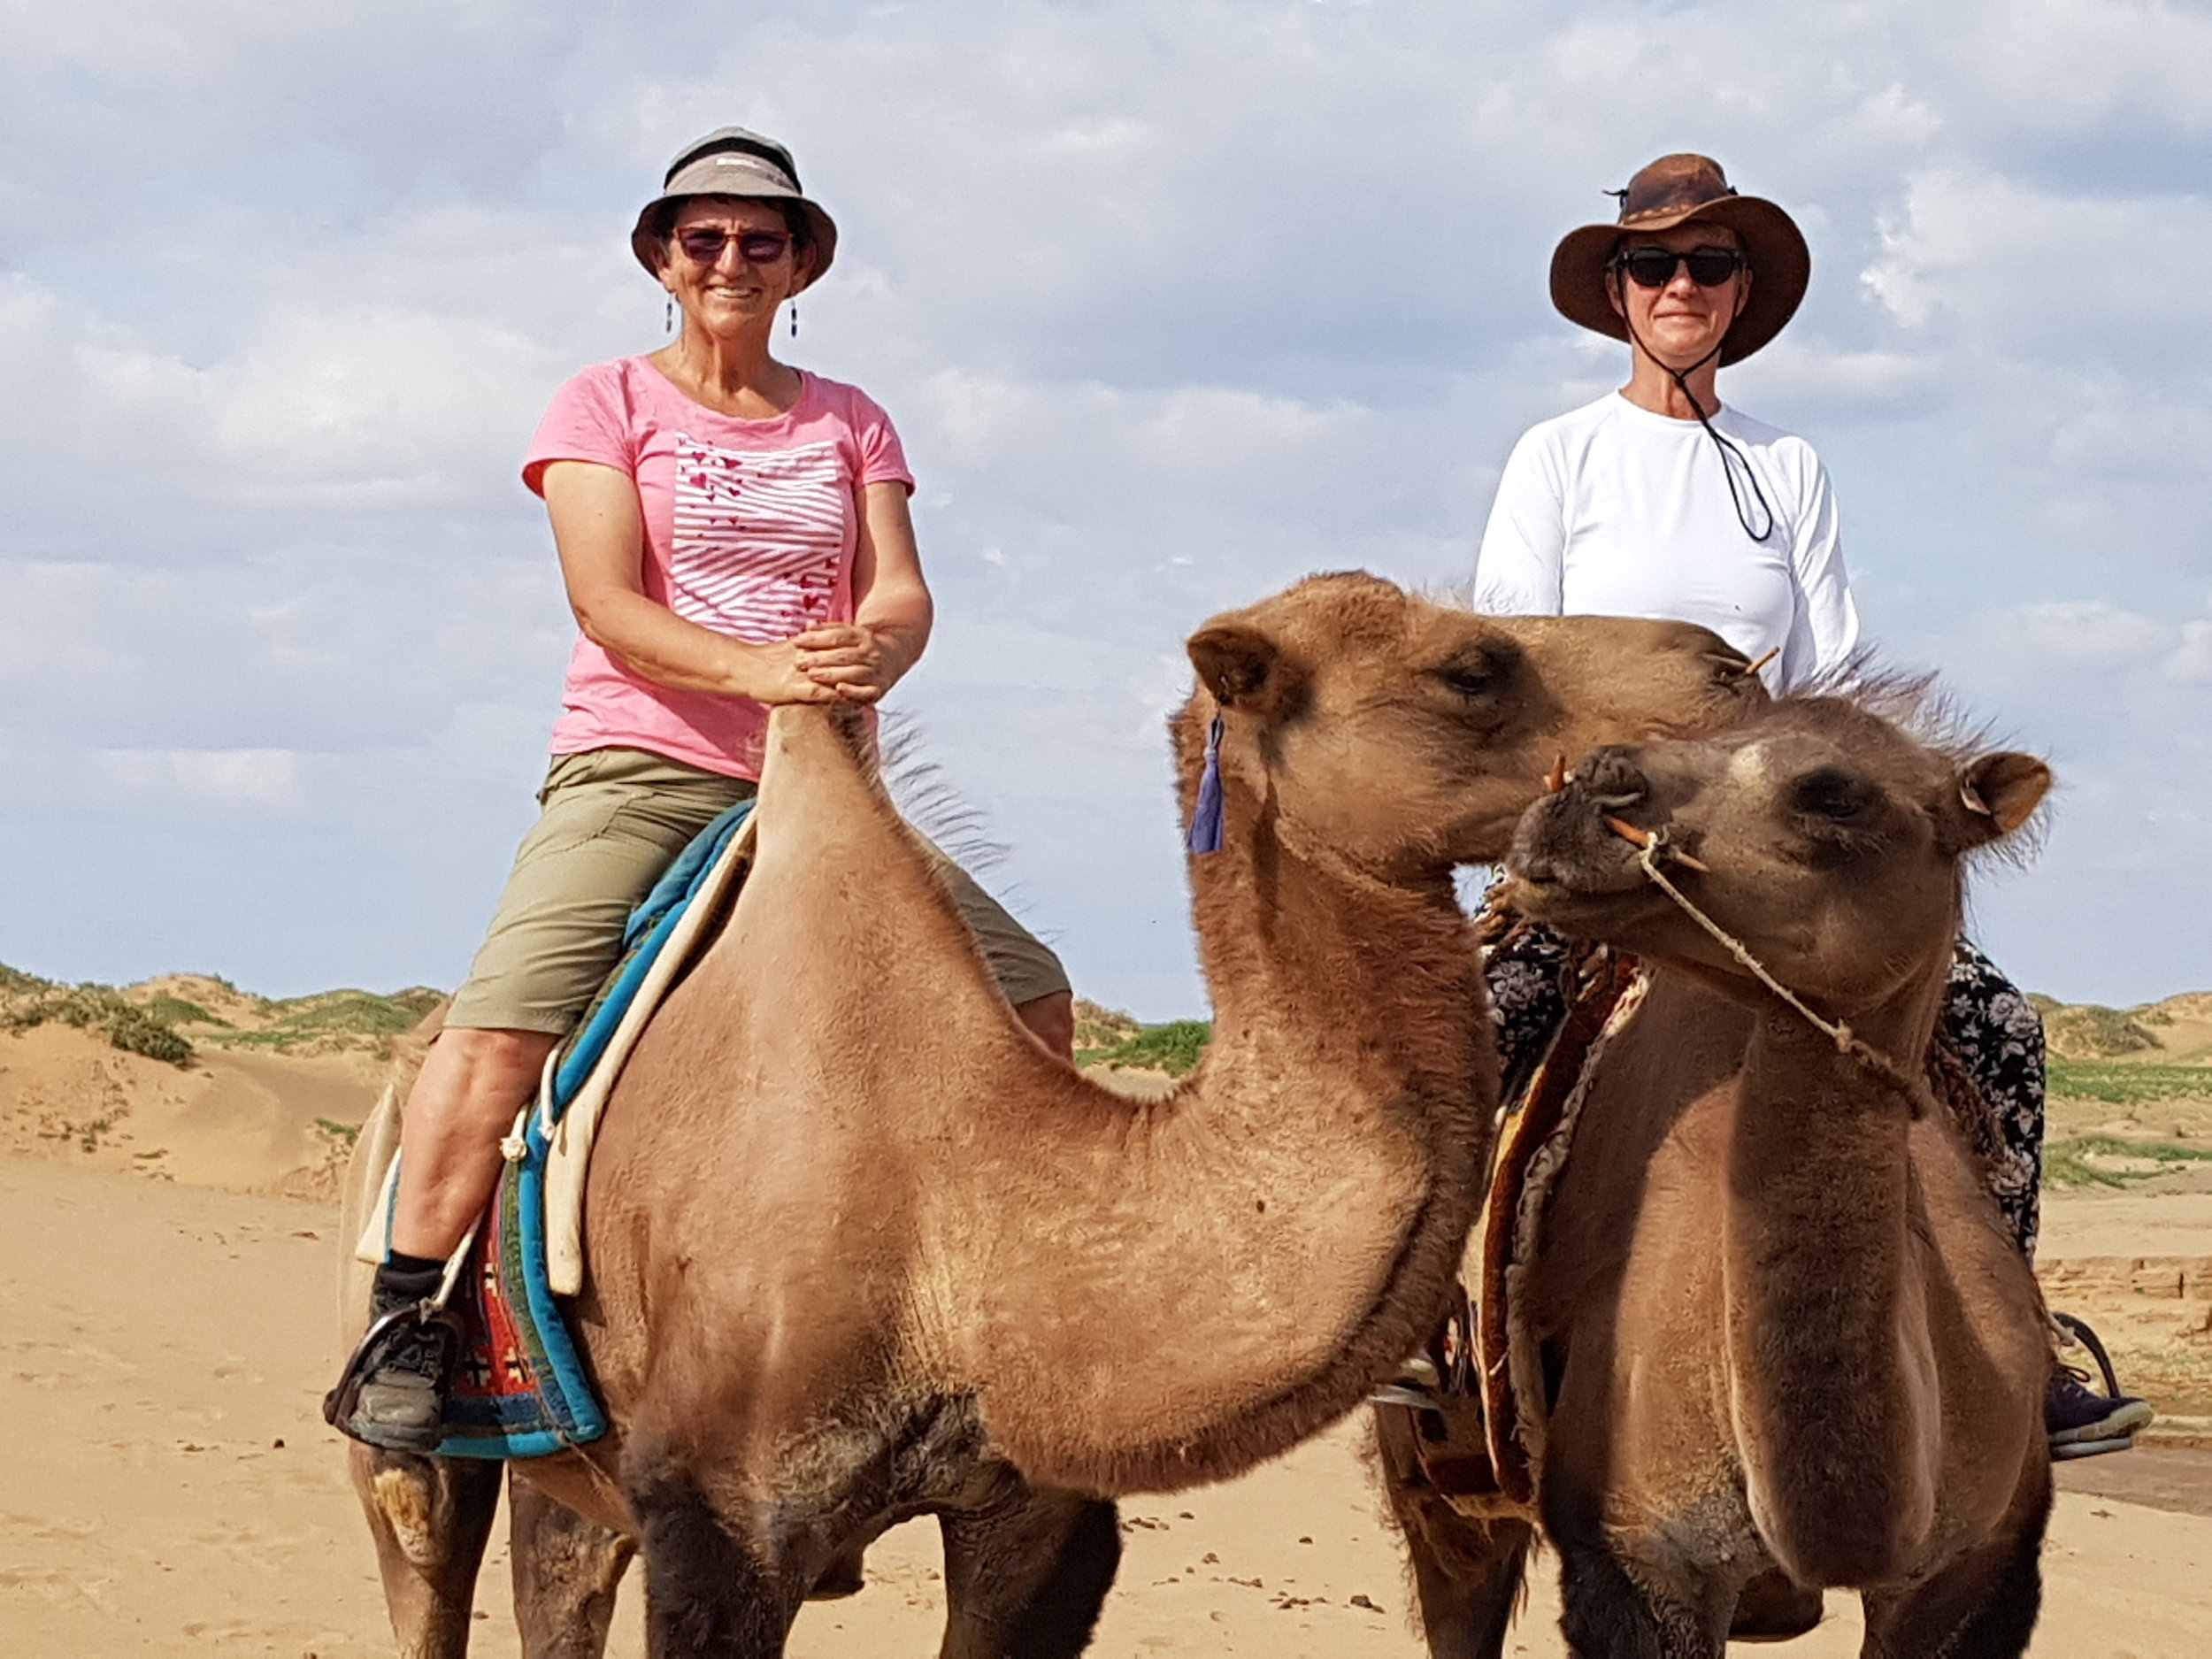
left=390, top=1026, right=563, bottom=1259
left=1013, top=991, right=1076, bottom=1064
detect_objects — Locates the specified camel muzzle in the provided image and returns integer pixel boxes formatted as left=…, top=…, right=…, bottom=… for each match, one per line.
left=1504, top=757, right=1669, bottom=900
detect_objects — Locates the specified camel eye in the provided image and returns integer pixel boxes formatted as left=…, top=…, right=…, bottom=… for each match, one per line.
left=1434, top=642, right=1518, bottom=699
left=1791, top=766, right=1877, bottom=824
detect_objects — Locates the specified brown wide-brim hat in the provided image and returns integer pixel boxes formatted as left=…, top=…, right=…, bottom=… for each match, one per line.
left=629, top=126, right=839, bottom=293
left=1549, top=153, right=1809, bottom=365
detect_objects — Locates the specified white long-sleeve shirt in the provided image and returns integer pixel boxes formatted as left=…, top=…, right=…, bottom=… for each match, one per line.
left=1472, top=392, right=1859, bottom=693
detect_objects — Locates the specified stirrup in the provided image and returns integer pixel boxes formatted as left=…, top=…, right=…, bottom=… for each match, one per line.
left=2052, top=1434, right=2139, bottom=1463
left=322, top=1300, right=467, bottom=1435
left=2050, top=1310, right=2124, bottom=1397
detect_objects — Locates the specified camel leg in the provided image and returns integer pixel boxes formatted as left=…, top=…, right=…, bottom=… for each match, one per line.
left=509, top=1471, right=635, bottom=1659
left=1727, top=1565, right=1824, bottom=1641
left=936, top=1483, right=1122, bottom=1659
left=1395, top=1506, right=1533, bottom=1658
left=626, top=1455, right=798, bottom=1656
left=1372, top=1409, right=1532, bottom=1657
left=350, top=1445, right=503, bottom=1657
left=807, top=1533, right=872, bottom=1600
left=1857, top=1475, right=2048, bottom=1659
left=1552, top=1537, right=1729, bottom=1659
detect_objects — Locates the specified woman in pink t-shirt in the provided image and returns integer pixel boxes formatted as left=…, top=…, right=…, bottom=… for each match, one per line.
left=332, top=127, right=1074, bottom=1453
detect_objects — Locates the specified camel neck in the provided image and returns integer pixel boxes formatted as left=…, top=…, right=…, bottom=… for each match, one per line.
left=1189, top=824, right=1491, bottom=1113
left=956, top=777, right=1495, bottom=1492
left=1720, top=979, right=1951, bottom=1584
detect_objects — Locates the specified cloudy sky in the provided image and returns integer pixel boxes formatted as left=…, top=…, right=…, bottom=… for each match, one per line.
left=3, top=0, right=2208, bottom=1017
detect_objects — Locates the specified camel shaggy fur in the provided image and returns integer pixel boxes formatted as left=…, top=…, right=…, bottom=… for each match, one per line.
left=1383, top=687, right=2055, bottom=1658
left=340, top=572, right=1763, bottom=1655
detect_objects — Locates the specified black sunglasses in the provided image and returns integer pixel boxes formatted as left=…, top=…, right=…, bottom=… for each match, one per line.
left=673, top=227, right=794, bottom=265
left=1614, top=246, right=1745, bottom=289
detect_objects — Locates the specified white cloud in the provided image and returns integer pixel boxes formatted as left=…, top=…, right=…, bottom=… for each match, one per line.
left=98, top=748, right=298, bottom=805
left=209, top=307, right=560, bottom=505
left=2010, top=601, right=2170, bottom=668
left=1862, top=167, right=2212, bottom=357
left=2168, top=619, right=2212, bottom=683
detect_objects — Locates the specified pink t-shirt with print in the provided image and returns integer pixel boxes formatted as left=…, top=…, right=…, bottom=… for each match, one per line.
left=521, top=357, right=914, bottom=780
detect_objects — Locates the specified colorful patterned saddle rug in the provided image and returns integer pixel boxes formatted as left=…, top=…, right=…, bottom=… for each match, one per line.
left=1396, top=947, right=1645, bottom=1518
left=362, top=799, right=758, bottom=1459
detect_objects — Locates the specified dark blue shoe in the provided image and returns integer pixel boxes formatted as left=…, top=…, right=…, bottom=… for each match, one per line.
left=2047, top=1365, right=2152, bottom=1456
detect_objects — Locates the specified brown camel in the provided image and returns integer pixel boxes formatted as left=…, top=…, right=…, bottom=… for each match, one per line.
left=1381, top=686, right=2055, bottom=1658
left=338, top=572, right=1763, bottom=1656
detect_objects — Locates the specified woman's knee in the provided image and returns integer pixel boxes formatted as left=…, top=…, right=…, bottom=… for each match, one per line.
left=438, top=1025, right=560, bottom=1070
left=1014, top=991, right=1076, bottom=1062
left=409, top=1026, right=561, bottom=1130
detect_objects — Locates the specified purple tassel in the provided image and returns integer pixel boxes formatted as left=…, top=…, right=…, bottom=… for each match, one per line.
left=1187, top=717, right=1225, bottom=854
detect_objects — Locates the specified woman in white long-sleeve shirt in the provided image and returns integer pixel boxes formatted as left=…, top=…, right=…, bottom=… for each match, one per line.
left=1473, top=152, right=2149, bottom=1454
left=1474, top=154, right=1856, bottom=693
left=1475, top=395, right=1857, bottom=692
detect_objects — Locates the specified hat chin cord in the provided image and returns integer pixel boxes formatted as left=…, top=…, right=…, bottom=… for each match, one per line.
left=1623, top=314, right=1777, bottom=545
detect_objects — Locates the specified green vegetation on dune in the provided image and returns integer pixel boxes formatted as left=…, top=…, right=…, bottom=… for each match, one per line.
left=2043, top=1132, right=2212, bottom=1190
left=2, top=961, right=447, bottom=1065
left=1079, top=1018, right=1214, bottom=1078
left=2046, top=1060, right=2212, bottom=1106
left=2032, top=996, right=2162, bottom=1059
left=196, top=987, right=443, bottom=1056
left=1072, top=996, right=1142, bottom=1052
left=142, top=993, right=228, bottom=1028
left=0, top=972, right=194, bottom=1066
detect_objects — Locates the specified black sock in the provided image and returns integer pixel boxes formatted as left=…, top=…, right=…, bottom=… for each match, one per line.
left=373, top=1252, right=447, bottom=1311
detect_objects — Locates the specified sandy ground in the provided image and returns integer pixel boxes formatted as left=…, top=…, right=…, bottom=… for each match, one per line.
left=4, top=1020, right=2211, bottom=1655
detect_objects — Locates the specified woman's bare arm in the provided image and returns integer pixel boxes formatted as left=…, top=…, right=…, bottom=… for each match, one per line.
left=541, top=459, right=835, bottom=704
left=793, top=480, right=934, bottom=703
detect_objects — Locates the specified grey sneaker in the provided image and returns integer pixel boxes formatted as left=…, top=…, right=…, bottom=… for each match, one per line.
left=325, top=1302, right=464, bottom=1454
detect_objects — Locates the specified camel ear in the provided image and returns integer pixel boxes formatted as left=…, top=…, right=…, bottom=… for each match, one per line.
left=1188, top=622, right=1303, bottom=715
left=1954, top=751, right=2051, bottom=844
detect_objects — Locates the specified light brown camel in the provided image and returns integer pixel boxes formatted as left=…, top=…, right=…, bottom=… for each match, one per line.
left=1381, top=687, right=2055, bottom=1658
left=338, top=572, right=1763, bottom=1656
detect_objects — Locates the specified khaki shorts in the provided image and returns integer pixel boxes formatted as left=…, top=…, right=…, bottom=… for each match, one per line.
left=445, top=747, right=1070, bottom=1033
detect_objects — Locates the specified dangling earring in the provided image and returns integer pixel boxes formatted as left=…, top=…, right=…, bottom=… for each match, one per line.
left=664, top=296, right=674, bottom=334
left=788, top=300, right=799, bottom=340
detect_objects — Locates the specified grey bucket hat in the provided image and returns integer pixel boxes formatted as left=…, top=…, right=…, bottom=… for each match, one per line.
left=629, top=127, right=839, bottom=292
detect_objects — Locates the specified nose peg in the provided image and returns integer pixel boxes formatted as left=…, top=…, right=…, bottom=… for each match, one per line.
left=1602, top=813, right=1709, bottom=873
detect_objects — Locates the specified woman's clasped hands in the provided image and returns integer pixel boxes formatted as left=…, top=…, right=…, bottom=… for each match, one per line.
left=790, top=621, right=899, bottom=703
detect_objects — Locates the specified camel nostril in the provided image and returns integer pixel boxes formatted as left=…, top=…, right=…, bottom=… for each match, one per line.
left=1579, top=745, right=1651, bottom=808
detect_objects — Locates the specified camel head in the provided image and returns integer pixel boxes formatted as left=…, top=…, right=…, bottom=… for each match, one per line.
left=1176, top=572, right=1766, bottom=878
left=1504, top=690, right=2051, bottom=1012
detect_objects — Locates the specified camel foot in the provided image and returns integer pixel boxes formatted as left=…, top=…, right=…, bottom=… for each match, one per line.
left=1728, top=1567, right=1823, bottom=1641
left=807, top=1539, right=869, bottom=1601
